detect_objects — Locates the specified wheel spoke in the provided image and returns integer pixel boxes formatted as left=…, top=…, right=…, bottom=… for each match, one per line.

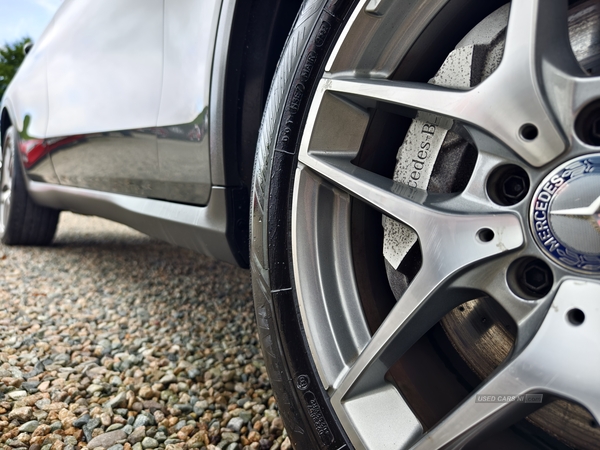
left=1, top=161, right=12, bottom=206
left=299, top=153, right=523, bottom=244
left=411, top=279, right=600, bottom=448
left=2, top=195, right=10, bottom=227
left=331, top=226, right=514, bottom=397
left=299, top=151, right=428, bottom=231
left=572, top=76, right=600, bottom=112
left=544, top=67, right=600, bottom=142
left=514, top=279, right=600, bottom=422
left=502, top=0, right=570, bottom=73
left=323, top=0, right=571, bottom=167
left=331, top=269, right=469, bottom=400
left=475, top=0, right=569, bottom=166
left=324, top=77, right=465, bottom=123
left=2, top=149, right=12, bottom=185
left=0, top=144, right=13, bottom=230
left=1, top=188, right=11, bottom=203
left=1, top=159, right=8, bottom=183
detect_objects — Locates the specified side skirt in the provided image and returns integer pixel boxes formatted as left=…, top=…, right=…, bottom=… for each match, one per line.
left=27, top=181, right=238, bottom=265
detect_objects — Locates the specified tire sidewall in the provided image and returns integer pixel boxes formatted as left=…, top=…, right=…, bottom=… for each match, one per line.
left=251, top=0, right=357, bottom=448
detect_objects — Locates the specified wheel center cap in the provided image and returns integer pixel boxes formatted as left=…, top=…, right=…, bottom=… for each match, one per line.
left=530, top=154, right=600, bottom=274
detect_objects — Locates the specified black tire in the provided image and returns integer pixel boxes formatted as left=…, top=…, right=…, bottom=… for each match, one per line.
left=1, top=126, right=59, bottom=245
left=250, top=0, right=356, bottom=448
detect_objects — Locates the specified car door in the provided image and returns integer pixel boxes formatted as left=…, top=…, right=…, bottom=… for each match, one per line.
left=43, top=0, right=219, bottom=205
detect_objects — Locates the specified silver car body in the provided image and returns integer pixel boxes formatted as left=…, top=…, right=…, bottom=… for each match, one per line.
left=1, top=0, right=240, bottom=264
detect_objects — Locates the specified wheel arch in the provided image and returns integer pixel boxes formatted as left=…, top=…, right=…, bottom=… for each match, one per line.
left=218, top=0, right=304, bottom=268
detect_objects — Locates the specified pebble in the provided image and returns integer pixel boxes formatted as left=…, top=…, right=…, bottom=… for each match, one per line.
left=141, top=400, right=163, bottom=412
left=73, top=414, right=91, bottom=428
left=87, top=430, right=128, bottom=449
left=7, top=390, right=27, bottom=400
left=64, top=436, right=78, bottom=446
left=21, top=381, right=41, bottom=393
left=227, top=417, right=245, bottom=433
left=9, top=406, right=33, bottom=422
left=105, top=392, right=127, bottom=409
left=174, top=404, right=192, bottom=414
left=280, top=438, right=292, bottom=450
left=86, top=417, right=102, bottom=431
left=138, top=386, right=154, bottom=400
left=0, top=213, right=286, bottom=448
left=159, top=374, right=177, bottom=385
left=133, top=414, right=152, bottom=428
left=141, top=437, right=159, bottom=449
left=222, top=432, right=240, bottom=442
left=127, top=427, right=146, bottom=444
left=87, top=384, right=105, bottom=395
left=18, top=420, right=39, bottom=433
left=100, top=412, right=112, bottom=427
left=34, top=398, right=50, bottom=409
left=269, top=418, right=284, bottom=436
left=240, top=410, right=253, bottom=422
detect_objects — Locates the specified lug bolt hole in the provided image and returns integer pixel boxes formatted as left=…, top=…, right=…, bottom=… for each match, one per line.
left=507, top=257, right=553, bottom=300
left=567, top=308, right=585, bottom=326
left=477, top=228, right=495, bottom=242
left=487, top=164, right=530, bottom=206
left=520, top=123, right=539, bottom=141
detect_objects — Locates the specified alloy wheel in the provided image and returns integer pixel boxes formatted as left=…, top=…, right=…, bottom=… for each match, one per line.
left=291, top=0, right=600, bottom=448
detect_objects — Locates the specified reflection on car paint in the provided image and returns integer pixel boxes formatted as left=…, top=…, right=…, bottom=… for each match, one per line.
left=19, top=111, right=211, bottom=206
left=19, top=135, right=84, bottom=170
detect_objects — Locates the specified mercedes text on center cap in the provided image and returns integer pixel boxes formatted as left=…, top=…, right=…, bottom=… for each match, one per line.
left=531, top=155, right=600, bottom=274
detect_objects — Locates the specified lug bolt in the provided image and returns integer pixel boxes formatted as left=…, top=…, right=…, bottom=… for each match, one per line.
left=488, top=164, right=530, bottom=206
left=523, top=262, right=551, bottom=294
left=502, top=175, right=527, bottom=201
left=508, top=258, right=554, bottom=300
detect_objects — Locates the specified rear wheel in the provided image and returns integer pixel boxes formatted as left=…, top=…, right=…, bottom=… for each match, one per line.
left=251, top=0, right=600, bottom=449
left=1, top=126, right=59, bottom=245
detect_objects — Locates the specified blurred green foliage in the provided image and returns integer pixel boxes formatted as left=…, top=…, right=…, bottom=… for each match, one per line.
left=0, top=37, right=32, bottom=100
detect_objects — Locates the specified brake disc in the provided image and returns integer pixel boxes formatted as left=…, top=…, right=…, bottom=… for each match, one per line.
left=383, top=2, right=600, bottom=449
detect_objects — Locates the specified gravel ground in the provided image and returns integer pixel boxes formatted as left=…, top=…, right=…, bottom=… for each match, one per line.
left=0, top=212, right=291, bottom=450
